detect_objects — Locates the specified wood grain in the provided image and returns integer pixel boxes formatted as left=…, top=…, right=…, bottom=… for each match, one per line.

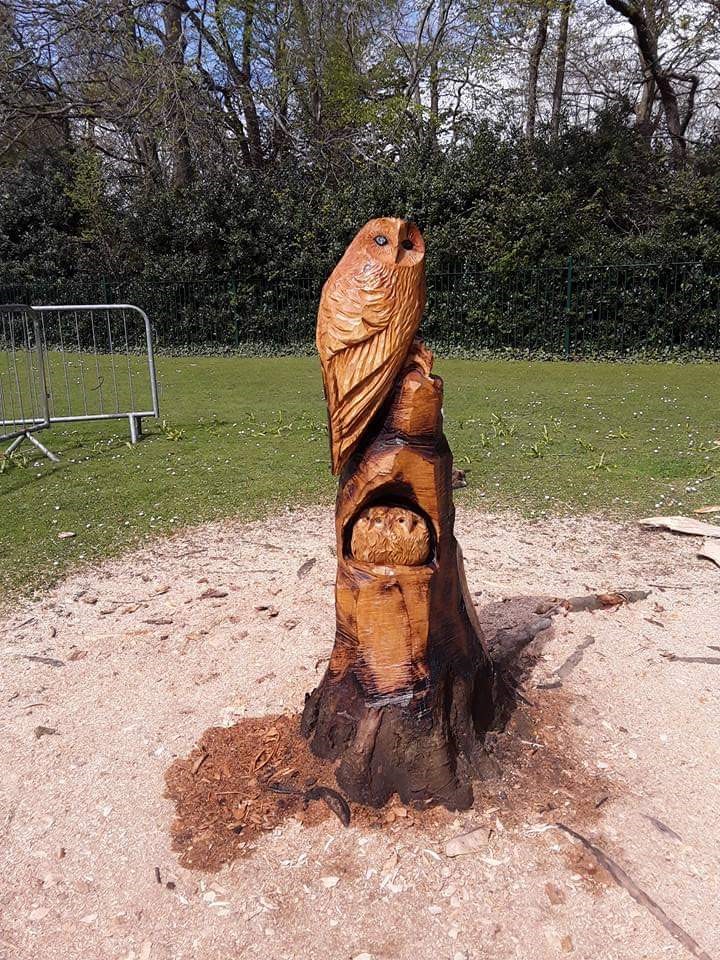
left=303, top=361, right=499, bottom=809
left=316, top=217, right=426, bottom=475
left=349, top=505, right=430, bottom=566
left=304, top=219, right=499, bottom=810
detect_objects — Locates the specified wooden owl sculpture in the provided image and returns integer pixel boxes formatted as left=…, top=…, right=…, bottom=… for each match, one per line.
left=317, top=217, right=426, bottom=474
left=304, top=217, right=497, bottom=811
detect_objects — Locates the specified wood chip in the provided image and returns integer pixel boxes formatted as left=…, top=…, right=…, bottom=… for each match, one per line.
left=544, top=882, right=566, bottom=905
left=200, top=588, right=228, bottom=599
left=57, top=531, right=76, bottom=540
left=694, top=505, right=720, bottom=515
left=33, top=726, right=57, bottom=738
left=639, top=516, right=720, bottom=538
left=191, top=750, right=208, bottom=775
left=297, top=558, right=317, bottom=579
left=445, top=827, right=490, bottom=857
left=255, top=604, right=279, bottom=617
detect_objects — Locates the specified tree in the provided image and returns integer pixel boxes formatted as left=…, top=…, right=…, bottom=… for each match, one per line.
left=604, top=0, right=697, bottom=164
left=306, top=303, right=499, bottom=806
left=161, top=0, right=193, bottom=187
left=550, top=0, right=571, bottom=138
left=525, top=0, right=550, bottom=139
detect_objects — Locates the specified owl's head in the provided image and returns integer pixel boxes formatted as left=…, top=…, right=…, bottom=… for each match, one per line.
left=354, top=217, right=425, bottom=268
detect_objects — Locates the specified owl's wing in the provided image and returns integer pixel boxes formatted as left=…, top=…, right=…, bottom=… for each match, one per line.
left=317, top=261, right=420, bottom=474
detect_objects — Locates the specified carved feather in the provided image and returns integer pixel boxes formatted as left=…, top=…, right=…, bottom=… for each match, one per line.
left=317, top=218, right=426, bottom=474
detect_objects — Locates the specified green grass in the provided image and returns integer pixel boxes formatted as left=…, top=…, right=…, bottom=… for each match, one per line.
left=2, top=356, right=719, bottom=595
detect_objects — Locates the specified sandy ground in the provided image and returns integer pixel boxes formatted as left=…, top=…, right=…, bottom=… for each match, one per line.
left=1, top=506, right=719, bottom=960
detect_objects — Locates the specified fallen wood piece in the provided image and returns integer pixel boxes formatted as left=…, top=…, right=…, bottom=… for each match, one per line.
left=18, top=654, right=64, bottom=668
left=491, top=589, right=648, bottom=670
left=536, top=589, right=649, bottom=615
left=662, top=654, right=720, bottom=665
left=698, top=540, right=720, bottom=570
left=639, top=516, right=720, bottom=538
left=305, top=786, right=351, bottom=827
left=556, top=824, right=712, bottom=960
left=268, top=781, right=351, bottom=827
left=642, top=814, right=682, bottom=842
left=694, top=505, right=720, bottom=515
left=34, top=726, right=58, bottom=738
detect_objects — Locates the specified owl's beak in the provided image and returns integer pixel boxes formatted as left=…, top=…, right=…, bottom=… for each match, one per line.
left=395, top=220, right=415, bottom=265
left=395, top=220, right=417, bottom=263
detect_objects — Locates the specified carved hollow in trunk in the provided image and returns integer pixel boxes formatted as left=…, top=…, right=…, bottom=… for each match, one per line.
left=302, top=363, right=500, bottom=810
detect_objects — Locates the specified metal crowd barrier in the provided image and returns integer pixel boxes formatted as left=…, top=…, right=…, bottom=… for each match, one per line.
left=1, top=303, right=159, bottom=461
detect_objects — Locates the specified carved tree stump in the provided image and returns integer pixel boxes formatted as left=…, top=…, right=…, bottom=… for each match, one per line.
left=302, top=361, right=498, bottom=810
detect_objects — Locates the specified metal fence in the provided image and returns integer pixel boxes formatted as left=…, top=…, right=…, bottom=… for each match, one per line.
left=2, top=259, right=719, bottom=356
left=0, top=304, right=56, bottom=460
left=1, top=303, right=159, bottom=460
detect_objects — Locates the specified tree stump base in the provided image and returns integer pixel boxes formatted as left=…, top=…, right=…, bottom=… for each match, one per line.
left=301, top=361, right=499, bottom=810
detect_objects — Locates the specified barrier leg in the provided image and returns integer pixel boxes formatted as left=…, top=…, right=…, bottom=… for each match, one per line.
left=129, top=415, right=143, bottom=444
left=3, top=431, right=59, bottom=463
left=25, top=431, right=60, bottom=462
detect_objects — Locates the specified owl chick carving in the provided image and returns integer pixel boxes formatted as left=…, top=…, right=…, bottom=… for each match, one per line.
left=317, top=217, right=427, bottom=475
left=350, top=505, right=431, bottom=566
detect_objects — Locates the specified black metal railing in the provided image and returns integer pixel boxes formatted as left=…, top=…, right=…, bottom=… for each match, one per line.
left=2, top=259, right=719, bottom=357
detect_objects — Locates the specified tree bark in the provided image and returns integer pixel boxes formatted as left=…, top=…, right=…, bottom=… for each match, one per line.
left=550, top=0, right=571, bottom=139
left=526, top=0, right=550, bottom=140
left=605, top=0, right=696, bottom=165
left=301, top=359, right=499, bottom=810
left=162, top=0, right=193, bottom=188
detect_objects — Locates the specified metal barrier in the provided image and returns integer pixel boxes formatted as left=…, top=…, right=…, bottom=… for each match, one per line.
left=0, top=304, right=58, bottom=461
left=0, top=303, right=159, bottom=461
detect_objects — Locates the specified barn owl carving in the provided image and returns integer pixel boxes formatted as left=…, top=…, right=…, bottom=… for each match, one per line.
left=316, top=217, right=427, bottom=475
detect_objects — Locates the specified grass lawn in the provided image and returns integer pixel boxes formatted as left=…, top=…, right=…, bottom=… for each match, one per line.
left=1, top=356, right=718, bottom=595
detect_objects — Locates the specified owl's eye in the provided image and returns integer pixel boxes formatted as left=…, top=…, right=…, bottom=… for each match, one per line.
left=401, top=239, right=414, bottom=250
left=374, top=235, right=389, bottom=247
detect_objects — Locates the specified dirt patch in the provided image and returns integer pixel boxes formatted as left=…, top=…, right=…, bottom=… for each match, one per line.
left=1, top=507, right=719, bottom=960
left=166, top=715, right=325, bottom=870
left=165, top=683, right=611, bottom=878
